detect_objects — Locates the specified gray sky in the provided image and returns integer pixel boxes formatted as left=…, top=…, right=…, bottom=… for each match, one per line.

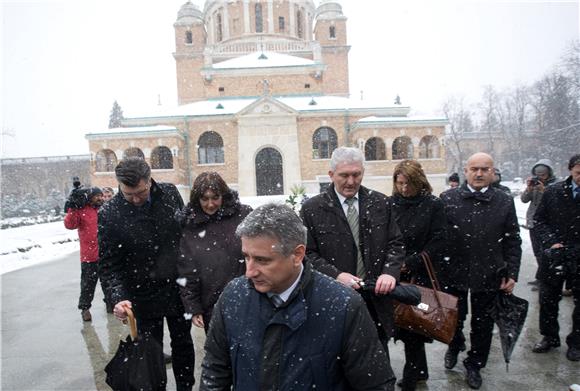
left=1, top=0, right=579, bottom=158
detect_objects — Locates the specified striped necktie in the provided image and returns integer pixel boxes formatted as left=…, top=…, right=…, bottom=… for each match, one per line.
left=345, top=198, right=365, bottom=277
left=270, top=294, right=284, bottom=308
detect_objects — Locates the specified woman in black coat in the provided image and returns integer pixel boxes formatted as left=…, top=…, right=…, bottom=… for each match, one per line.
left=391, top=160, right=447, bottom=391
left=177, top=172, right=252, bottom=333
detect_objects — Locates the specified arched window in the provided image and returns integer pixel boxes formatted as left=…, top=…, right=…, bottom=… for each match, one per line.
left=296, top=10, right=303, bottom=38
left=185, top=31, right=193, bottom=44
left=329, top=26, right=336, bottom=39
left=151, top=146, right=174, bottom=169
left=392, top=136, right=413, bottom=160
left=216, top=13, right=223, bottom=42
left=95, top=149, right=117, bottom=172
left=312, top=127, right=337, bottom=159
left=364, top=137, right=386, bottom=161
left=255, top=3, right=263, bottom=33
left=122, top=147, right=145, bottom=160
left=419, top=135, right=440, bottom=159
left=198, top=131, right=224, bottom=164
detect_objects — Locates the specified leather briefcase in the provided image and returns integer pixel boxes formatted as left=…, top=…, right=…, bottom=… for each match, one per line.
left=394, top=252, right=458, bottom=344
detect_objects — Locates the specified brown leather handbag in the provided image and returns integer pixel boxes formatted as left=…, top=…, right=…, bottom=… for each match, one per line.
left=394, top=252, right=458, bottom=344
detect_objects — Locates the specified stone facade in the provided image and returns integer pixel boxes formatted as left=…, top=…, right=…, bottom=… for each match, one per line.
left=86, top=0, right=448, bottom=198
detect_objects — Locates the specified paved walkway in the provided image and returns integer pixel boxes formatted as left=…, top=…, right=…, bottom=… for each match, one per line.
left=1, top=236, right=578, bottom=390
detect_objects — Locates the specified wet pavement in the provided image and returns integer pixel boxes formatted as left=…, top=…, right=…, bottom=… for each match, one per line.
left=1, top=236, right=578, bottom=390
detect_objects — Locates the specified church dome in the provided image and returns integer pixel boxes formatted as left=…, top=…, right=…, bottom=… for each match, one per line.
left=315, top=0, right=344, bottom=20
left=176, top=1, right=204, bottom=25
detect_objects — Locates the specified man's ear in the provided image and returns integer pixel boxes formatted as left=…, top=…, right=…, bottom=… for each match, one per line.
left=293, top=244, right=306, bottom=266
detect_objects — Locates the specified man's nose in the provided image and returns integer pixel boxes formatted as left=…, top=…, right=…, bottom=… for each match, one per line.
left=245, top=259, right=258, bottom=278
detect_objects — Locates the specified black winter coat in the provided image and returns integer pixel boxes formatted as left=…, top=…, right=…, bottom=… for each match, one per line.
left=440, top=184, right=522, bottom=292
left=534, top=176, right=580, bottom=285
left=200, top=262, right=392, bottom=391
left=300, top=184, right=404, bottom=336
left=177, top=190, right=252, bottom=318
left=98, top=180, right=185, bottom=319
left=391, top=193, right=447, bottom=287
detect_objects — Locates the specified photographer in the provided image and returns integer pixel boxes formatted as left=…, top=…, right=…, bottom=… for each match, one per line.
left=64, top=186, right=106, bottom=321
left=521, top=159, right=556, bottom=288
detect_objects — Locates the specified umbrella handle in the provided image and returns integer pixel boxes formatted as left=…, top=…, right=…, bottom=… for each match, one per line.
left=125, top=307, right=138, bottom=340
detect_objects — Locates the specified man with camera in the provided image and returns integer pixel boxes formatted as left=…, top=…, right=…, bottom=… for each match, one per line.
left=531, top=154, right=580, bottom=361
left=64, top=185, right=105, bottom=322
left=521, top=159, right=557, bottom=288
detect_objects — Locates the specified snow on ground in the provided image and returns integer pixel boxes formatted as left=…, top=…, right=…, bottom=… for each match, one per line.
left=0, top=193, right=531, bottom=276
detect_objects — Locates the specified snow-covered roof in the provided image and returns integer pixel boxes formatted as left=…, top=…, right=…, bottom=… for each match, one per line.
left=357, top=115, right=448, bottom=124
left=212, top=51, right=316, bottom=69
left=86, top=125, right=180, bottom=137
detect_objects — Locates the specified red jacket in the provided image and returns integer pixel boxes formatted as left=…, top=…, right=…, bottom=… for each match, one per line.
left=64, top=205, right=99, bottom=262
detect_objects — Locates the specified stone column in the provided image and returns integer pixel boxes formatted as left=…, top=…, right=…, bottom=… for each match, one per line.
left=223, top=5, right=230, bottom=39
left=289, top=2, right=295, bottom=37
left=267, top=0, right=274, bottom=33
left=243, top=0, right=250, bottom=33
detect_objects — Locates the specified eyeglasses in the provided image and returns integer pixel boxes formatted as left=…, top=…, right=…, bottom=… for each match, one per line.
left=121, top=183, right=150, bottom=199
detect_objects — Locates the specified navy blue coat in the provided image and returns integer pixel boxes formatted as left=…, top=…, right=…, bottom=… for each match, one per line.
left=200, top=262, right=392, bottom=391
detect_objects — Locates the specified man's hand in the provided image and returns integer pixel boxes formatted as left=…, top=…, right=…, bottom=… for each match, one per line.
left=192, top=314, right=205, bottom=329
left=337, top=272, right=362, bottom=290
left=551, top=243, right=564, bottom=249
left=374, top=274, right=396, bottom=295
left=113, top=300, right=132, bottom=322
left=500, top=278, right=516, bottom=294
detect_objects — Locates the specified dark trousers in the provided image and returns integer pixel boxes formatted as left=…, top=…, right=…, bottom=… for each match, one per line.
left=78, top=262, right=100, bottom=310
left=137, top=315, right=195, bottom=391
left=361, top=291, right=396, bottom=391
left=447, top=288, right=497, bottom=370
left=539, top=278, right=580, bottom=348
left=397, top=329, right=428, bottom=388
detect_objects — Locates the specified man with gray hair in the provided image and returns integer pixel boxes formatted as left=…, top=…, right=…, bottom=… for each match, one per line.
left=200, top=203, right=392, bottom=390
left=300, top=147, right=404, bottom=388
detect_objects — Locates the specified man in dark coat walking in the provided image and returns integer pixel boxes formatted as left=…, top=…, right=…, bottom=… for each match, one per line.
left=531, top=154, right=580, bottom=361
left=300, top=147, right=404, bottom=389
left=440, top=152, right=522, bottom=390
left=98, top=158, right=195, bottom=390
left=201, top=203, right=392, bottom=390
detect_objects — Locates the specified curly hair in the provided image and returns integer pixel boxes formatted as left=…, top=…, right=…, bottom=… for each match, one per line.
left=392, top=159, right=433, bottom=196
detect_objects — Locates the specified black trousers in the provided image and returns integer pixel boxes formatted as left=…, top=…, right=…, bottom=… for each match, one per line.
left=446, top=288, right=497, bottom=370
left=397, top=329, right=428, bottom=387
left=539, top=278, right=580, bottom=348
left=137, top=315, right=195, bottom=391
left=78, top=262, right=100, bottom=310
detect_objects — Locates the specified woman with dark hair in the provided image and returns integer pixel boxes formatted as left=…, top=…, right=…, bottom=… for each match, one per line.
left=177, top=172, right=252, bottom=333
left=391, top=160, right=447, bottom=391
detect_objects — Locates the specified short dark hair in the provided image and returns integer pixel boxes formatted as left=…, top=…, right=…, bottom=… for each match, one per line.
left=568, top=154, right=580, bottom=170
left=190, top=172, right=229, bottom=206
left=115, top=157, right=151, bottom=187
left=236, top=203, right=307, bottom=256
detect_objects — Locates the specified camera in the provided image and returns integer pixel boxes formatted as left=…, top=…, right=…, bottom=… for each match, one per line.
left=65, top=176, right=90, bottom=210
left=530, top=176, right=541, bottom=186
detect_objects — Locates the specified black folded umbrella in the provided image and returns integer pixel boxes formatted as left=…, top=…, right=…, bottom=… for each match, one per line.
left=488, top=292, right=529, bottom=372
left=360, top=280, right=421, bottom=305
left=105, top=308, right=167, bottom=391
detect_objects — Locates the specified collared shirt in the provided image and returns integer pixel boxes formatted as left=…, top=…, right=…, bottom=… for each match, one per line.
left=467, top=184, right=489, bottom=193
left=335, top=188, right=360, bottom=216
left=268, top=263, right=304, bottom=303
left=572, top=180, right=579, bottom=198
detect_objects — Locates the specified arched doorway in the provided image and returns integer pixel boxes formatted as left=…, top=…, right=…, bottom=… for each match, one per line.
left=255, top=147, right=283, bottom=196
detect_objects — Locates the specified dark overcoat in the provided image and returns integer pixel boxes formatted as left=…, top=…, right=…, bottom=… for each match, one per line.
left=391, top=193, right=447, bottom=287
left=534, top=176, right=580, bottom=287
left=300, top=184, right=404, bottom=337
left=177, top=190, right=252, bottom=318
left=98, top=179, right=185, bottom=319
left=439, top=184, right=522, bottom=292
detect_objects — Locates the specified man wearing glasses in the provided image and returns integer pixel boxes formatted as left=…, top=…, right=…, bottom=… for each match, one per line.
left=98, top=157, right=195, bottom=390
left=439, top=152, right=522, bottom=390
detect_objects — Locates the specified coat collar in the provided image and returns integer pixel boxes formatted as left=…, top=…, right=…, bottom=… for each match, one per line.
left=458, top=183, right=494, bottom=202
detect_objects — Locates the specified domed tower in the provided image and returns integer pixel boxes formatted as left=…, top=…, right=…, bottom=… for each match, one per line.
left=314, top=0, right=350, bottom=96
left=174, top=1, right=207, bottom=104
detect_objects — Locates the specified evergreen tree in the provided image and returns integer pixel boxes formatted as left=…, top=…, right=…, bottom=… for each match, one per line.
left=108, top=100, right=124, bottom=128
